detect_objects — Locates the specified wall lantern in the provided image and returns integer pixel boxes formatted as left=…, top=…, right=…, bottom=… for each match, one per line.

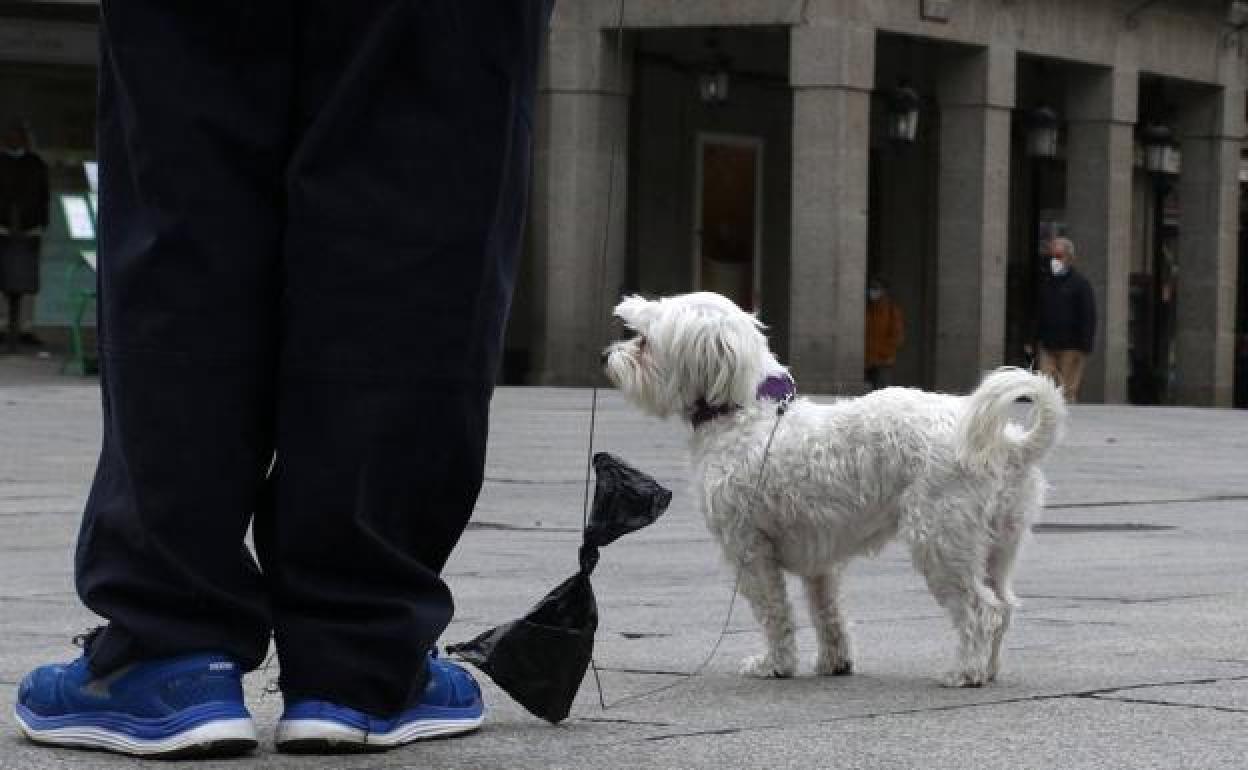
left=1143, top=123, right=1181, bottom=175
left=699, top=69, right=730, bottom=103
left=886, top=82, right=922, bottom=143
left=1229, top=0, right=1248, bottom=27
left=1026, top=106, right=1061, bottom=159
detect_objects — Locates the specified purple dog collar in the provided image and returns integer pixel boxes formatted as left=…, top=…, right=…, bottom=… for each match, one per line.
left=691, top=374, right=797, bottom=429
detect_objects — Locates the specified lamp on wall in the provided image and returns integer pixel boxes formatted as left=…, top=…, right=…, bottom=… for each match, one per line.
left=885, top=82, right=922, bottom=143
left=1228, top=0, right=1248, bottom=27
left=698, top=35, right=731, bottom=104
left=1025, top=106, right=1061, bottom=159
left=699, top=69, right=730, bottom=103
left=1143, top=122, right=1181, bottom=175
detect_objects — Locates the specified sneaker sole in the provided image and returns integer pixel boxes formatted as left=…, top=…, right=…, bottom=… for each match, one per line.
left=275, top=715, right=483, bottom=753
left=275, top=718, right=372, bottom=754
left=370, top=715, right=483, bottom=747
left=15, top=706, right=257, bottom=759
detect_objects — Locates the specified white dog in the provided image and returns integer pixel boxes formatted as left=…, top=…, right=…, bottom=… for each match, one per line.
left=603, top=292, right=1066, bottom=687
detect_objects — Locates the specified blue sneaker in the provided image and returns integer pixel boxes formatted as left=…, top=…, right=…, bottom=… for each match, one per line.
left=14, top=653, right=257, bottom=758
left=275, top=653, right=484, bottom=753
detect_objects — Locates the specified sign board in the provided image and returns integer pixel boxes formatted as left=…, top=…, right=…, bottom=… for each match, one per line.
left=0, top=21, right=97, bottom=65
left=60, top=195, right=95, bottom=240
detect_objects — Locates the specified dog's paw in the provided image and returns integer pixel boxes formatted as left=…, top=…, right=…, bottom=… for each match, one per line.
left=815, top=655, right=853, bottom=677
left=942, top=669, right=989, bottom=688
left=739, top=654, right=796, bottom=679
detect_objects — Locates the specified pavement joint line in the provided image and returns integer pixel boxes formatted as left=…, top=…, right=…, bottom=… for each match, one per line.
left=0, top=596, right=78, bottom=605
left=1046, top=494, right=1248, bottom=509
left=466, top=521, right=581, bottom=533
left=484, top=477, right=593, bottom=485
left=591, top=667, right=691, bottom=677
left=1018, top=593, right=1216, bottom=605
left=1082, top=693, right=1248, bottom=714
left=1026, top=617, right=1124, bottom=627
left=579, top=717, right=675, bottom=727
left=603, top=674, right=1248, bottom=747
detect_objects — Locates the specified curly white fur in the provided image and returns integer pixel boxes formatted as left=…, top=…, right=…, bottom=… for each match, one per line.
left=604, top=292, right=1067, bottom=687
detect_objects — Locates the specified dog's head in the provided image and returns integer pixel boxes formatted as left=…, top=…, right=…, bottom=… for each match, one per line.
left=603, top=292, right=777, bottom=419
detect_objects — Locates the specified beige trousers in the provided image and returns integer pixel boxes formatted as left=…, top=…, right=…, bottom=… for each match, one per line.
left=1038, top=347, right=1086, bottom=403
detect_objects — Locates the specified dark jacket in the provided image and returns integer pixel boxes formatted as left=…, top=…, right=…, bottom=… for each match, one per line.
left=0, top=150, right=50, bottom=232
left=1037, top=267, right=1096, bottom=353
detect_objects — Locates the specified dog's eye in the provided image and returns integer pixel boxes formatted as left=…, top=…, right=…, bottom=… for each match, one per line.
left=636, top=335, right=647, bottom=351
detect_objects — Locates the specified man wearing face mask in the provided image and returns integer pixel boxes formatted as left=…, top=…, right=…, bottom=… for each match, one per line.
left=0, top=119, right=49, bottom=353
left=1032, top=236, right=1096, bottom=402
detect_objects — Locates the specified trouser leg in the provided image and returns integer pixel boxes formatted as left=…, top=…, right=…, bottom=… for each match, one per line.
left=76, top=0, right=295, bottom=674
left=1058, top=350, right=1086, bottom=403
left=252, top=0, right=552, bottom=715
left=1038, top=347, right=1060, bottom=388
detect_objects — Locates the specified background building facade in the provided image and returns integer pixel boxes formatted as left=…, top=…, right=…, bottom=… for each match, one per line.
left=517, top=0, right=1248, bottom=407
left=3, top=0, right=1247, bottom=406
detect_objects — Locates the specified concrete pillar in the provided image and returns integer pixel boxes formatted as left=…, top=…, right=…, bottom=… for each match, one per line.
left=1174, top=84, right=1245, bottom=407
left=531, top=13, right=630, bottom=385
left=787, top=22, right=874, bottom=394
left=932, top=46, right=1015, bottom=394
left=1065, top=67, right=1137, bottom=404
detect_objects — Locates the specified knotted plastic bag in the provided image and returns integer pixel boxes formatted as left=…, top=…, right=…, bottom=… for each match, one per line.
left=447, top=452, right=672, bottom=723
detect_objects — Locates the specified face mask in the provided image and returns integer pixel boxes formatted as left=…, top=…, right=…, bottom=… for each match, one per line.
left=867, top=289, right=883, bottom=301
left=1050, top=258, right=1067, bottom=276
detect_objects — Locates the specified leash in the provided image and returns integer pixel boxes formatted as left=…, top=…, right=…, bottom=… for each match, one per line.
left=579, top=0, right=629, bottom=712
left=600, top=393, right=793, bottom=710
left=577, top=0, right=795, bottom=713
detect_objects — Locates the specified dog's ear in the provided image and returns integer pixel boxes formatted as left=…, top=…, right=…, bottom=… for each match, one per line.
left=676, top=314, right=767, bottom=408
left=613, top=295, right=652, bottom=329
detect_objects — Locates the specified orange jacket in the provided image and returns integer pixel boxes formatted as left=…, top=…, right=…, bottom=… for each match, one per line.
left=865, top=298, right=904, bottom=367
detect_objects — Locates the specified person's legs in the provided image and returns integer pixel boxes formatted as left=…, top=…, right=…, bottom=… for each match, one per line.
left=75, top=0, right=295, bottom=676
left=1037, top=347, right=1061, bottom=389
left=256, top=0, right=552, bottom=719
left=1058, top=350, right=1086, bottom=403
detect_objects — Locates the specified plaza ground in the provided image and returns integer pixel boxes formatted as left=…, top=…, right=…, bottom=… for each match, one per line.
left=1, top=356, right=1246, bottom=768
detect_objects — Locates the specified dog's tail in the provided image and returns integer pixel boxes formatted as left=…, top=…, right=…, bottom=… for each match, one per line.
left=956, top=367, right=1067, bottom=471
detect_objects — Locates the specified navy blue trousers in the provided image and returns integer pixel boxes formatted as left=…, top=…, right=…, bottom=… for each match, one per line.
left=76, top=0, right=551, bottom=716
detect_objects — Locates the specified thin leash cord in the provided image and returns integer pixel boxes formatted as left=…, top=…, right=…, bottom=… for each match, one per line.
left=577, top=0, right=791, bottom=713
left=581, top=0, right=629, bottom=711
left=580, top=0, right=628, bottom=533
left=602, top=400, right=791, bottom=709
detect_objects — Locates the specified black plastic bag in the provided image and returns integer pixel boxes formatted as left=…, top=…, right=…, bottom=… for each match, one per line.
left=447, top=452, right=672, bottom=723
left=584, top=452, right=673, bottom=548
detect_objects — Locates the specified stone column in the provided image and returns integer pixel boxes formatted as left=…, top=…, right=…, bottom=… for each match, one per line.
left=933, top=46, right=1015, bottom=394
left=1174, top=84, right=1245, bottom=407
left=787, top=22, right=874, bottom=394
left=1065, top=67, right=1137, bottom=404
left=530, top=11, right=630, bottom=385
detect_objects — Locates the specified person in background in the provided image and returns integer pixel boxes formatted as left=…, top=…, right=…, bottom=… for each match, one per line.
left=864, top=276, right=905, bottom=390
left=1031, top=236, right=1097, bottom=402
left=0, top=119, right=49, bottom=353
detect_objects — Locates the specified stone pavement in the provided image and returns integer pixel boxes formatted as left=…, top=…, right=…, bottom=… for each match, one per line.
left=1, top=355, right=1246, bottom=768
